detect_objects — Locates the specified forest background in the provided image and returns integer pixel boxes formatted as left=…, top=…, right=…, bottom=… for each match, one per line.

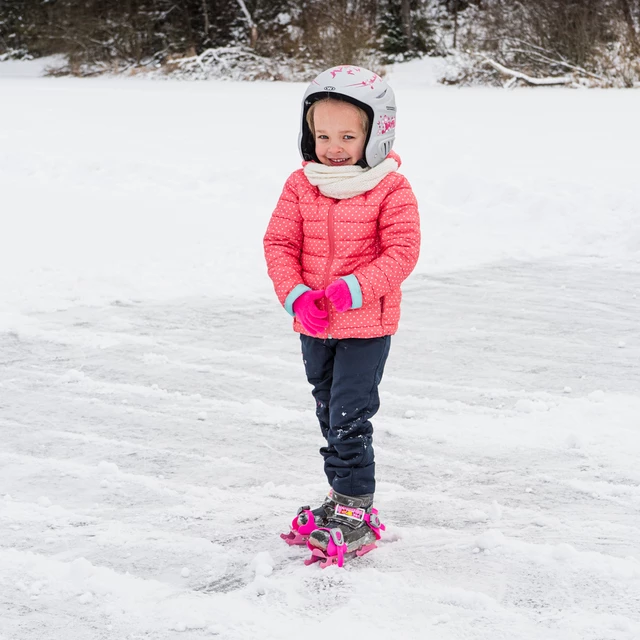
left=1, top=0, right=640, bottom=86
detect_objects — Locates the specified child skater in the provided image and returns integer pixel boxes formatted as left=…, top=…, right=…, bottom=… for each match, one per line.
left=264, top=65, right=421, bottom=564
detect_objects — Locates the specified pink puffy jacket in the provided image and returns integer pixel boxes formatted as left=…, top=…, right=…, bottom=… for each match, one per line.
left=264, top=152, right=421, bottom=339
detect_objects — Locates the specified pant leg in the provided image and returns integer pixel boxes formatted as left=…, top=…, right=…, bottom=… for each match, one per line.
left=326, top=336, right=391, bottom=496
left=300, top=335, right=337, bottom=485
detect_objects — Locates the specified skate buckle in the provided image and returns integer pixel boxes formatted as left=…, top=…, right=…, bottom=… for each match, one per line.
left=330, top=528, right=344, bottom=546
left=364, top=508, right=386, bottom=541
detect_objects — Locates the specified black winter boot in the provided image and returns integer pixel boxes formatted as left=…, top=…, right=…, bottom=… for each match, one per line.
left=307, top=490, right=378, bottom=553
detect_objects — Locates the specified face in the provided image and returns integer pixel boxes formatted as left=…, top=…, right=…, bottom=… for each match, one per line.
left=312, top=100, right=366, bottom=167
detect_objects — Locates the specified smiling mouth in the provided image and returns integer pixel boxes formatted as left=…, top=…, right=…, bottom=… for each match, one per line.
left=327, top=158, right=349, bottom=165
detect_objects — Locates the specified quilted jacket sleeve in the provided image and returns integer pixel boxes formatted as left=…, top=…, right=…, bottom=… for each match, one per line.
left=263, top=173, right=308, bottom=311
left=353, top=174, right=421, bottom=305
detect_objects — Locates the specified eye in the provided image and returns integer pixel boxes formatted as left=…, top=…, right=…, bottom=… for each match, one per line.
left=317, top=134, right=328, bottom=140
left=343, top=135, right=354, bottom=140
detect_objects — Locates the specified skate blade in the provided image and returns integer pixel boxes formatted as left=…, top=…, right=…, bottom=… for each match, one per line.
left=356, top=542, right=378, bottom=557
left=304, top=549, right=325, bottom=566
left=305, top=543, right=378, bottom=568
left=304, top=548, right=339, bottom=568
left=280, top=531, right=309, bottom=546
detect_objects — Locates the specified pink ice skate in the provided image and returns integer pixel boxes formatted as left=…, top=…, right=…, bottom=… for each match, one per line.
left=305, top=506, right=385, bottom=568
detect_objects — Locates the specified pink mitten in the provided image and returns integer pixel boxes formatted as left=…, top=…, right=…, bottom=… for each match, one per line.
left=293, top=290, right=328, bottom=335
left=325, top=279, right=352, bottom=312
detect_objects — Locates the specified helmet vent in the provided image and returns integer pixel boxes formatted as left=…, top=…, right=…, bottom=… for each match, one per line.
left=375, top=89, right=387, bottom=99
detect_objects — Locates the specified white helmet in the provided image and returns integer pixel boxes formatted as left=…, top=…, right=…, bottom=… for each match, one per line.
left=299, top=65, right=397, bottom=168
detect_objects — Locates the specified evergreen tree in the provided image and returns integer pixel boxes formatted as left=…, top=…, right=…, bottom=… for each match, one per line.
left=378, top=0, right=436, bottom=62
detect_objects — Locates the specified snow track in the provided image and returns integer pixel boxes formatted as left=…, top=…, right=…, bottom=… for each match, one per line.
left=2, top=72, right=640, bottom=639
left=2, top=261, right=639, bottom=639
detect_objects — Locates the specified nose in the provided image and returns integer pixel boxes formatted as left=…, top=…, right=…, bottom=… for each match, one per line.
left=328, top=141, right=343, bottom=154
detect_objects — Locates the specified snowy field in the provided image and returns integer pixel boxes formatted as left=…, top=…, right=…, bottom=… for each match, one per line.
left=1, top=60, right=640, bottom=640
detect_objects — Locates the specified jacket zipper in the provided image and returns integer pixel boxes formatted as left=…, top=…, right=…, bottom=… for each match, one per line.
left=324, top=202, right=336, bottom=339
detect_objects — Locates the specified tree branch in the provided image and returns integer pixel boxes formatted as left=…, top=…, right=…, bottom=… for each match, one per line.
left=480, top=56, right=572, bottom=85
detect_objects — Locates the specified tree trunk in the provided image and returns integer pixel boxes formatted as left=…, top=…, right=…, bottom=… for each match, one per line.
left=201, top=0, right=211, bottom=43
left=235, top=0, right=258, bottom=48
left=453, top=0, right=459, bottom=49
left=401, top=0, right=413, bottom=52
left=619, top=0, right=640, bottom=54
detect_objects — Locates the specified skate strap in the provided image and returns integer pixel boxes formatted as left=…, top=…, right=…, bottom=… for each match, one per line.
left=327, top=528, right=346, bottom=567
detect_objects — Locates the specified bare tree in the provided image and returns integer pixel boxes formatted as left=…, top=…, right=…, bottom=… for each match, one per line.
left=201, top=0, right=211, bottom=44
left=401, top=0, right=414, bottom=51
left=235, top=0, right=258, bottom=48
left=619, top=0, right=640, bottom=53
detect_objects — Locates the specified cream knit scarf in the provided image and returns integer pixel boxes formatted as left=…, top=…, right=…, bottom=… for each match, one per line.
left=303, top=157, right=399, bottom=199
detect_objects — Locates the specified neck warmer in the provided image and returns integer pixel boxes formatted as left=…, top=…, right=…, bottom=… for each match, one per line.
left=303, top=157, right=399, bottom=199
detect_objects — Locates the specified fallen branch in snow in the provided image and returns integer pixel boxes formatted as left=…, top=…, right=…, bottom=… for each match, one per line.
left=480, top=56, right=572, bottom=86
left=506, top=46, right=607, bottom=82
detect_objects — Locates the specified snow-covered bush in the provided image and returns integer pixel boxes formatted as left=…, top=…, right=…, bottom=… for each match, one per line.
left=159, top=46, right=309, bottom=82
left=443, top=1, right=640, bottom=88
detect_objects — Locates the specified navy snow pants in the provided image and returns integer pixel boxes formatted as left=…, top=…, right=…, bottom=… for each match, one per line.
left=300, top=335, right=391, bottom=497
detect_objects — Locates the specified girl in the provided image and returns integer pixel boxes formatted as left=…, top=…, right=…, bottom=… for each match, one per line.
left=264, top=65, right=421, bottom=563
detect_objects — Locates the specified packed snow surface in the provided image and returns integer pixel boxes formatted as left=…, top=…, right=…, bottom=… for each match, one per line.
left=1, top=61, right=639, bottom=639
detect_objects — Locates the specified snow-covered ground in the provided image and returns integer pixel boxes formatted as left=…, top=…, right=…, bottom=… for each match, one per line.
left=1, top=61, right=639, bottom=640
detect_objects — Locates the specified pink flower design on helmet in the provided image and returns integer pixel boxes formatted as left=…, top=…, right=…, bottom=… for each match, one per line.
left=377, top=115, right=396, bottom=135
